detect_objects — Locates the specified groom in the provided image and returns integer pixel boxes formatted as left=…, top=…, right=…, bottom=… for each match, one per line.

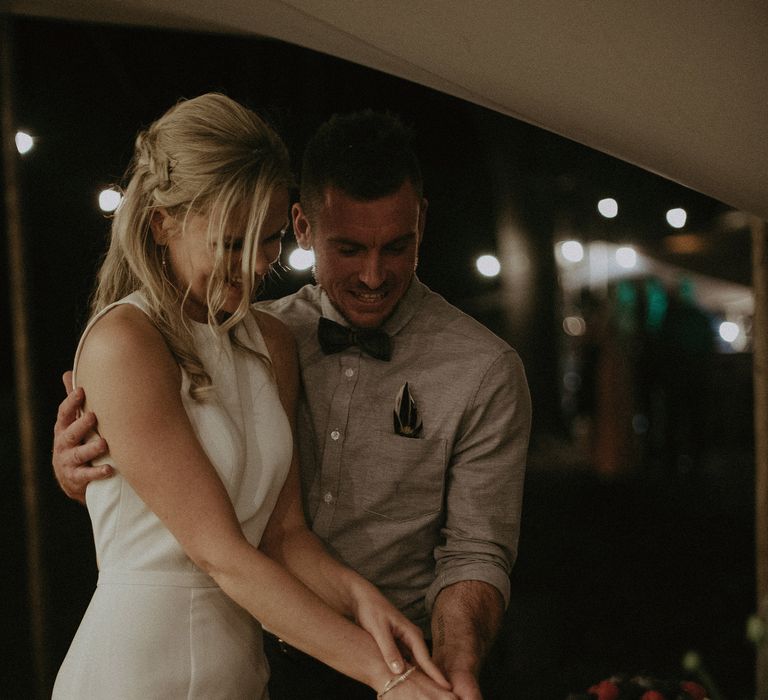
left=53, top=109, right=531, bottom=699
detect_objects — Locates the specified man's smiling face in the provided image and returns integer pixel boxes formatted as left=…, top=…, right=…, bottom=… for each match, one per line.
left=293, top=180, right=427, bottom=329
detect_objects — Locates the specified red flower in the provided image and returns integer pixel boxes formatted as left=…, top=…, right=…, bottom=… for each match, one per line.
left=640, top=692, right=665, bottom=700
left=680, top=681, right=707, bottom=699
left=588, top=680, right=620, bottom=700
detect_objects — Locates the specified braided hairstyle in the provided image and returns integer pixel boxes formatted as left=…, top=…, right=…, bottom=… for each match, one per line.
left=91, top=93, right=292, bottom=400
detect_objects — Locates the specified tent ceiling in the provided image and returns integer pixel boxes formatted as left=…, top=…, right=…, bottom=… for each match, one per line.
left=7, top=0, right=768, bottom=220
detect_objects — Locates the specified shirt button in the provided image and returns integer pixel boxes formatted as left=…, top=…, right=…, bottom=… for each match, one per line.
left=323, top=492, right=334, bottom=504
left=330, top=430, right=340, bottom=441
left=344, top=368, right=354, bottom=378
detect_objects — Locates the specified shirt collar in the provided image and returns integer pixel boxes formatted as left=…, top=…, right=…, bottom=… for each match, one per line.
left=317, top=276, right=427, bottom=337
left=382, top=277, right=427, bottom=336
left=318, top=289, right=348, bottom=326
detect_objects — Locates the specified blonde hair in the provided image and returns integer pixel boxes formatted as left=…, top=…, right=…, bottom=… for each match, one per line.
left=91, top=93, right=292, bottom=400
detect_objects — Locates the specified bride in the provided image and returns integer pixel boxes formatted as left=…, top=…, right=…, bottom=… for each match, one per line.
left=52, top=92, right=455, bottom=700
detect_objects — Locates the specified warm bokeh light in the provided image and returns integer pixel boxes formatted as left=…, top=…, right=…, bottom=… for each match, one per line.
left=98, top=187, right=122, bottom=212
left=288, top=247, right=315, bottom=271
left=475, top=254, right=501, bottom=277
left=597, top=197, right=618, bottom=218
left=615, top=246, right=637, bottom=269
left=662, top=233, right=706, bottom=255
left=15, top=131, right=34, bottom=154
left=666, top=207, right=687, bottom=228
left=562, top=315, right=586, bottom=336
left=560, top=240, right=584, bottom=263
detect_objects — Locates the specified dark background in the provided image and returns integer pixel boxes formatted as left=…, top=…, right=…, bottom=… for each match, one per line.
left=1, top=16, right=756, bottom=698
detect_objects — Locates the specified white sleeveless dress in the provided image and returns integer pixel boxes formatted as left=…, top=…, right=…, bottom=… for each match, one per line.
left=53, top=292, right=292, bottom=699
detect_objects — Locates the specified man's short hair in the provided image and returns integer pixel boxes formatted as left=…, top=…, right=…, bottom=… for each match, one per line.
left=300, top=110, right=423, bottom=218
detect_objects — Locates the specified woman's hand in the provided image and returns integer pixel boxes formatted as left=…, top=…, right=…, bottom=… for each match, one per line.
left=382, top=667, right=458, bottom=700
left=350, top=583, right=450, bottom=690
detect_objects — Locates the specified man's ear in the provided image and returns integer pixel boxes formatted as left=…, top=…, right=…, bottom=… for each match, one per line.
left=417, top=198, right=429, bottom=242
left=292, top=202, right=313, bottom=250
left=150, top=208, right=175, bottom=244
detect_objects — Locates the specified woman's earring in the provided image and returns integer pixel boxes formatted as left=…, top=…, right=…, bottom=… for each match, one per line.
left=161, top=246, right=170, bottom=279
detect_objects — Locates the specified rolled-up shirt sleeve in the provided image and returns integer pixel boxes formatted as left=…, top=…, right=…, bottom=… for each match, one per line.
left=425, top=349, right=531, bottom=612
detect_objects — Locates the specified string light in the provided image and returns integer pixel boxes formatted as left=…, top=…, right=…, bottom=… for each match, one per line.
left=475, top=254, right=501, bottom=277
left=15, top=131, right=34, bottom=154
left=560, top=240, right=584, bottom=263
left=615, top=246, right=637, bottom=269
left=98, top=187, right=122, bottom=212
left=718, top=321, right=739, bottom=343
left=597, top=198, right=618, bottom=218
left=666, top=207, right=687, bottom=228
left=288, top=248, right=314, bottom=271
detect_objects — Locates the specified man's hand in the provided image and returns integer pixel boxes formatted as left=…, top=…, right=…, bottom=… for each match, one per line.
left=52, top=371, right=113, bottom=504
left=441, top=670, right=481, bottom=700
left=430, top=580, right=505, bottom=700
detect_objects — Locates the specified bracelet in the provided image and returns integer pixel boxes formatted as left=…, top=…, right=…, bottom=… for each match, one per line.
left=377, top=665, right=416, bottom=698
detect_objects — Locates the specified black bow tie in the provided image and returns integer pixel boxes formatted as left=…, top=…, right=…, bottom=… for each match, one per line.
left=317, top=317, right=392, bottom=361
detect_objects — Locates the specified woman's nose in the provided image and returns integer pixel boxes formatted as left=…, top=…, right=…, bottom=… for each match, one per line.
left=254, top=248, right=270, bottom=276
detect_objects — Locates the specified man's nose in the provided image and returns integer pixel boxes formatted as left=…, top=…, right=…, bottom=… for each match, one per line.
left=359, top=254, right=385, bottom=289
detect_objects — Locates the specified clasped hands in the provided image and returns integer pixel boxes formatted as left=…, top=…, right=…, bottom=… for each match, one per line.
left=51, top=372, right=460, bottom=699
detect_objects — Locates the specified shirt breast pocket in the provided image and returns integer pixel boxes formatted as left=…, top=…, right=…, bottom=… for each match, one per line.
left=359, top=431, right=447, bottom=522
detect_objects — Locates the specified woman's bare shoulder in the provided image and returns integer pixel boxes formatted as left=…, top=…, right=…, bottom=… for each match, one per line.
left=78, top=303, right=179, bottom=383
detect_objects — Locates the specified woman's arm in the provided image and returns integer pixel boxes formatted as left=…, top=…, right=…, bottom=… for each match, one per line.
left=255, top=311, right=448, bottom=684
left=76, top=305, right=450, bottom=697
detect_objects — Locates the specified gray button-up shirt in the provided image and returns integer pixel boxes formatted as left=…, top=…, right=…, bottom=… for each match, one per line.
left=258, top=278, right=531, bottom=632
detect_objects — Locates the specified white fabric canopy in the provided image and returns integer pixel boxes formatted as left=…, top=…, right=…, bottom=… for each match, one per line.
left=8, top=0, right=767, bottom=219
